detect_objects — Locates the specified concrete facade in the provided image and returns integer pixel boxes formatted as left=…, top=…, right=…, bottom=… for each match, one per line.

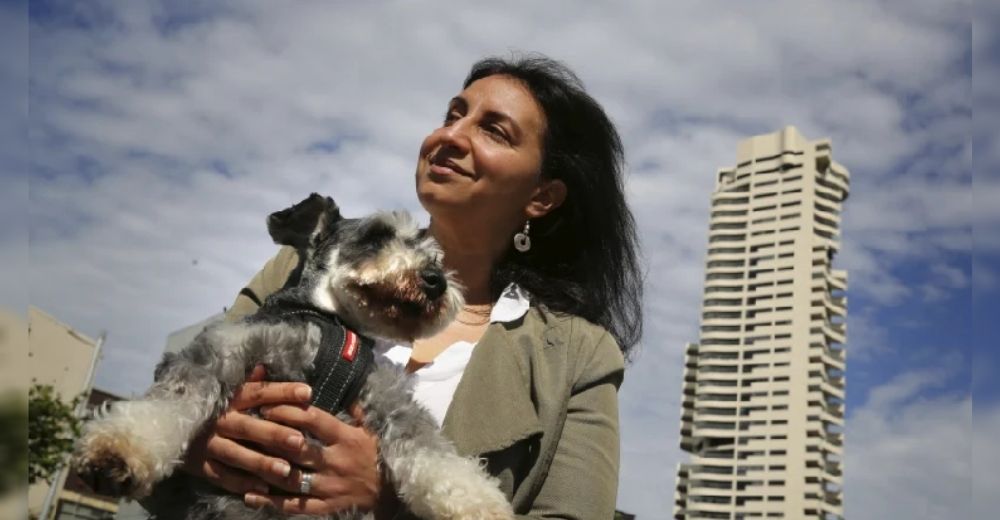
left=674, top=127, right=849, bottom=519
left=25, top=307, right=121, bottom=520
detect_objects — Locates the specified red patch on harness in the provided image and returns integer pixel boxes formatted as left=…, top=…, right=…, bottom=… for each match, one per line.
left=341, top=330, right=359, bottom=362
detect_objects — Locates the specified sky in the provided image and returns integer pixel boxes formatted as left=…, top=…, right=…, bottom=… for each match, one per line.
left=3, top=0, right=994, bottom=518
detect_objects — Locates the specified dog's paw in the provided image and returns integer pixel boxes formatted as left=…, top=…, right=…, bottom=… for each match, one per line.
left=74, top=430, right=156, bottom=498
left=75, top=450, right=137, bottom=497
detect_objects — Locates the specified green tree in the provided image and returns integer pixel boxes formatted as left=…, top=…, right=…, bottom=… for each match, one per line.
left=28, top=384, right=83, bottom=484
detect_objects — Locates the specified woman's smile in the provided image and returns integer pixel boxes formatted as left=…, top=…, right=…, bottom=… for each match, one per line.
left=427, top=156, right=473, bottom=179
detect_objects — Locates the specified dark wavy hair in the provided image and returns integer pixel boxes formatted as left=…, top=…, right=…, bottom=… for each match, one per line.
left=466, top=54, right=644, bottom=359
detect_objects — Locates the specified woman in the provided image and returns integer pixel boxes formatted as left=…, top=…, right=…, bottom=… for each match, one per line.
left=171, top=54, right=642, bottom=519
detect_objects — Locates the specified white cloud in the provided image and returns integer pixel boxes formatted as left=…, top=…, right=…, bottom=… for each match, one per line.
left=973, top=403, right=1000, bottom=519
left=618, top=343, right=687, bottom=516
left=846, top=365, right=973, bottom=519
left=11, top=1, right=975, bottom=517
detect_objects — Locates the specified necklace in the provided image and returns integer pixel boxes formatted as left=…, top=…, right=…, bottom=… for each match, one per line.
left=455, top=304, right=492, bottom=326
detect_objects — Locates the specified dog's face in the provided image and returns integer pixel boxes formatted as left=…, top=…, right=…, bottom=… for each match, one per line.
left=267, top=193, right=464, bottom=342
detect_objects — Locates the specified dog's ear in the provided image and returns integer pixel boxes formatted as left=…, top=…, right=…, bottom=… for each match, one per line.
left=267, top=193, right=342, bottom=249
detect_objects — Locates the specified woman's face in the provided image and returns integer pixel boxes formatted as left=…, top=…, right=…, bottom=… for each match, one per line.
left=415, top=74, right=548, bottom=232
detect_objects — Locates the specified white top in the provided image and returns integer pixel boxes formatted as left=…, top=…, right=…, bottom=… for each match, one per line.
left=373, top=284, right=531, bottom=425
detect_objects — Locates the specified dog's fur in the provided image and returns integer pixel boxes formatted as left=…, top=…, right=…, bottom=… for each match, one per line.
left=75, top=194, right=513, bottom=519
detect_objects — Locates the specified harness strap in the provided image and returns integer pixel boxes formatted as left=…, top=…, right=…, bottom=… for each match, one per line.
left=273, top=308, right=375, bottom=415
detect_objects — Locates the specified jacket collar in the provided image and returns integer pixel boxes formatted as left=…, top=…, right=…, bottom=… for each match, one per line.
left=440, top=310, right=550, bottom=456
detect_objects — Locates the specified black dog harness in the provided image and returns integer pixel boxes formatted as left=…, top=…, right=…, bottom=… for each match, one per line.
left=257, top=303, right=375, bottom=415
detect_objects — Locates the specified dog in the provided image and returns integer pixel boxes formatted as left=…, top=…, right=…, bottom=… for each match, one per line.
left=75, top=193, right=514, bottom=519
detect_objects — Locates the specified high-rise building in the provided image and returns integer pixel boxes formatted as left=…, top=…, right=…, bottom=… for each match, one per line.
left=674, top=127, right=849, bottom=519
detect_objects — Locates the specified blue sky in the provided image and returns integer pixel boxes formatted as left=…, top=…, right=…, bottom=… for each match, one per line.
left=4, top=0, right=995, bottom=518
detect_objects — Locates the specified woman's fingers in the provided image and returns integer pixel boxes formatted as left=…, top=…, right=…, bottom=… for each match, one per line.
left=243, top=491, right=357, bottom=516
left=252, top=462, right=325, bottom=495
left=229, top=381, right=313, bottom=411
left=213, top=409, right=328, bottom=468
left=203, top=434, right=295, bottom=481
left=215, top=409, right=306, bottom=453
left=260, top=404, right=351, bottom=446
left=197, top=459, right=269, bottom=495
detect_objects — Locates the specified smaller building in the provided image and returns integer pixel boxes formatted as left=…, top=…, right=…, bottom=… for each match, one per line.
left=25, top=307, right=126, bottom=520
left=57, top=388, right=127, bottom=520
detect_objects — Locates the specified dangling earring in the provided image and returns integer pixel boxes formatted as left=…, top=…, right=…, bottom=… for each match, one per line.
left=514, top=220, right=531, bottom=252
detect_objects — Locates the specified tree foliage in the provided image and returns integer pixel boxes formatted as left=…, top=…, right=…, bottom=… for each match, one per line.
left=28, top=384, right=83, bottom=484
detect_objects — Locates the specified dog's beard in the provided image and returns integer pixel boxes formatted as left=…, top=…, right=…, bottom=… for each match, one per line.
left=326, top=276, right=462, bottom=342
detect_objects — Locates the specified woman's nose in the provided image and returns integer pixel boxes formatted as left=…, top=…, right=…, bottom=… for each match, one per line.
left=437, top=119, right=472, bottom=153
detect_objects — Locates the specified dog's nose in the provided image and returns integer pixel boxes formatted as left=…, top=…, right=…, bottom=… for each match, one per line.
left=419, top=268, right=446, bottom=300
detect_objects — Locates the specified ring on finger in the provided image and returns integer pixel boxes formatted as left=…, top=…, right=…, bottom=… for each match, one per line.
left=298, top=471, right=314, bottom=495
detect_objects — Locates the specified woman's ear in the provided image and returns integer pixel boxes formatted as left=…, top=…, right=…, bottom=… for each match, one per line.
left=525, top=179, right=567, bottom=219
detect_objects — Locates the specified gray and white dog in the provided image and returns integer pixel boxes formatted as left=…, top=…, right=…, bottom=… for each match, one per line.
left=75, top=193, right=513, bottom=520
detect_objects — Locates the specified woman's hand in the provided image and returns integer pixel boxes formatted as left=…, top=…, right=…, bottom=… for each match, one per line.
left=241, top=402, right=386, bottom=515
left=182, top=365, right=393, bottom=516
left=182, top=365, right=313, bottom=495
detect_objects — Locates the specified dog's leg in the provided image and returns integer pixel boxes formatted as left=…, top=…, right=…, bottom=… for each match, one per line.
left=75, top=320, right=316, bottom=498
left=358, top=362, right=514, bottom=520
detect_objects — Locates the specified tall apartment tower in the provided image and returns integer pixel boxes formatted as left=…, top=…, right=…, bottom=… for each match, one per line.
left=674, top=127, right=849, bottom=520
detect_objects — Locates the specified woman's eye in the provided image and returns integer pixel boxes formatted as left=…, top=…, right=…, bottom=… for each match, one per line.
left=485, top=125, right=509, bottom=143
left=443, top=112, right=460, bottom=125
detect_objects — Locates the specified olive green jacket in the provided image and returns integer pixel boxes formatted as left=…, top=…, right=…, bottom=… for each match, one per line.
left=131, top=247, right=624, bottom=520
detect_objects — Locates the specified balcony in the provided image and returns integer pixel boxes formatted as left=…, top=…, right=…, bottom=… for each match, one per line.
left=813, top=218, right=840, bottom=239
left=822, top=293, right=847, bottom=317
left=821, top=322, right=846, bottom=345
left=820, top=381, right=845, bottom=399
left=698, top=395, right=740, bottom=406
left=822, top=409, right=845, bottom=427
left=824, top=167, right=851, bottom=194
left=710, top=214, right=750, bottom=227
left=822, top=438, right=844, bottom=456
left=813, top=204, right=842, bottom=224
left=707, top=246, right=747, bottom=259
left=823, top=402, right=845, bottom=421
left=708, top=231, right=748, bottom=244
left=821, top=350, right=846, bottom=371
left=711, top=194, right=750, bottom=207
left=693, top=421, right=739, bottom=438
left=830, top=268, right=847, bottom=286
left=690, top=464, right=735, bottom=478
left=814, top=182, right=846, bottom=204
left=695, top=407, right=739, bottom=421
